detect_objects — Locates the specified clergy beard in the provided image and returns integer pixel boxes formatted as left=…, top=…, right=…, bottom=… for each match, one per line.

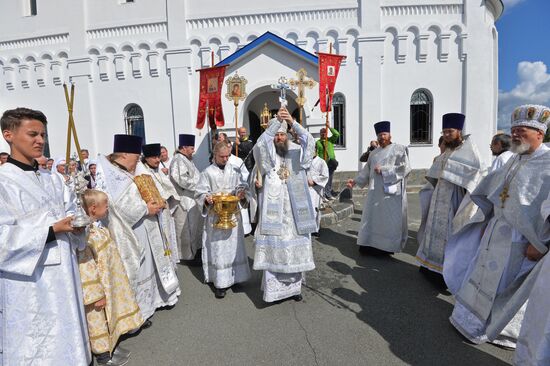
left=444, top=138, right=463, bottom=150
left=275, top=141, right=289, bottom=157
left=511, top=142, right=531, bottom=154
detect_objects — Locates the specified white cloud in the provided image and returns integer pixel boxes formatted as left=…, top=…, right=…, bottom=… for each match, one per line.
left=498, top=61, right=550, bottom=130
left=501, top=0, right=527, bottom=9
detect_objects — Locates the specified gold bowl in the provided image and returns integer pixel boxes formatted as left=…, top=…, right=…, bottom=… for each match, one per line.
left=212, top=193, right=240, bottom=229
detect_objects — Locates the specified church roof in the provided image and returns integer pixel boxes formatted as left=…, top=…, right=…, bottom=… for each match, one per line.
left=216, top=31, right=318, bottom=67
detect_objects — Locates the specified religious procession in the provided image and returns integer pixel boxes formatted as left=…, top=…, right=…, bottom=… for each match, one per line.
left=1, top=1, right=549, bottom=365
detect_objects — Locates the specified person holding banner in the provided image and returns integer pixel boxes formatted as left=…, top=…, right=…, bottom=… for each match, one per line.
left=316, top=127, right=340, bottom=199
left=251, top=107, right=317, bottom=303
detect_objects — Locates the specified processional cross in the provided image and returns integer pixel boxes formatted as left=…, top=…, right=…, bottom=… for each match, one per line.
left=289, top=68, right=316, bottom=125
left=271, top=76, right=294, bottom=108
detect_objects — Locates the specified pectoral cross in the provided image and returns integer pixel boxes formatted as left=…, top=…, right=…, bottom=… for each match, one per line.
left=499, top=186, right=510, bottom=208
left=289, top=68, right=316, bottom=125
left=271, top=76, right=293, bottom=108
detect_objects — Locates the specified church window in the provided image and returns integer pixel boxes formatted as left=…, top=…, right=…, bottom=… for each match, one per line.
left=332, top=93, right=346, bottom=147
left=124, top=104, right=146, bottom=144
left=410, top=89, right=433, bottom=144
left=23, top=0, right=37, bottom=16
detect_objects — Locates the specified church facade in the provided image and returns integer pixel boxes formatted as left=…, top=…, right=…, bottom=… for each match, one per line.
left=0, top=0, right=503, bottom=170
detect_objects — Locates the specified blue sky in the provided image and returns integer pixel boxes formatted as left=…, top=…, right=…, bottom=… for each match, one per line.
left=497, top=0, right=550, bottom=129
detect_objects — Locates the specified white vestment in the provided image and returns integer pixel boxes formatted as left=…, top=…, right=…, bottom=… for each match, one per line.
left=195, top=164, right=251, bottom=289
left=446, top=145, right=550, bottom=348
left=307, top=156, right=329, bottom=231
left=170, top=153, right=204, bottom=260
left=490, top=150, right=514, bottom=172
left=228, top=154, right=252, bottom=235
left=354, top=143, right=411, bottom=252
left=515, top=192, right=550, bottom=365
left=96, top=157, right=180, bottom=321
left=143, top=163, right=181, bottom=267
left=252, top=119, right=317, bottom=302
left=0, top=162, right=90, bottom=366
left=416, top=136, right=483, bottom=273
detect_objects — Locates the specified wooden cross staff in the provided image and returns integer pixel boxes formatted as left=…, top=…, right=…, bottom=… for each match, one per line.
left=63, top=83, right=85, bottom=173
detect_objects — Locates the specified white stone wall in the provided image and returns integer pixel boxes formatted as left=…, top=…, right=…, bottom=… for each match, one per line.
left=0, top=0, right=502, bottom=170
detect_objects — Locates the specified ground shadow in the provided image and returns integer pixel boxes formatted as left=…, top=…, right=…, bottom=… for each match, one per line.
left=313, top=226, right=511, bottom=365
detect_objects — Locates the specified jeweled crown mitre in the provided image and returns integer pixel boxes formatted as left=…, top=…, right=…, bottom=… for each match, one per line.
left=511, top=104, right=550, bottom=133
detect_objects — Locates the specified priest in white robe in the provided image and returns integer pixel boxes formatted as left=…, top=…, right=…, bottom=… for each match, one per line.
left=141, top=143, right=181, bottom=266
left=0, top=107, right=90, bottom=365
left=489, top=133, right=514, bottom=172
left=445, top=104, right=550, bottom=349
left=307, top=153, right=329, bottom=235
left=251, top=107, right=317, bottom=303
left=95, top=135, right=180, bottom=326
left=170, top=134, right=204, bottom=261
left=195, top=142, right=251, bottom=299
left=514, top=192, right=550, bottom=365
left=416, top=113, right=483, bottom=276
left=348, top=121, right=411, bottom=255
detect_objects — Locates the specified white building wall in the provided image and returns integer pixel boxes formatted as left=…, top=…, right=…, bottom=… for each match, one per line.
left=0, top=0, right=503, bottom=170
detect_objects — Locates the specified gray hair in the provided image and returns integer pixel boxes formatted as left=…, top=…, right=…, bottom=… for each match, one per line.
left=493, top=133, right=511, bottom=151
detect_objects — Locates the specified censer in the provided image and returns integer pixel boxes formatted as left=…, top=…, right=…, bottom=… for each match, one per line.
left=211, top=192, right=241, bottom=229
left=63, top=83, right=91, bottom=228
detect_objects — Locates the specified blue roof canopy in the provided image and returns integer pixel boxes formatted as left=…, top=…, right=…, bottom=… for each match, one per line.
left=216, top=31, right=318, bottom=67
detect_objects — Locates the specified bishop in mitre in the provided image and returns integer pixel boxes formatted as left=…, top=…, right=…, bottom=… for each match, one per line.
left=0, top=108, right=90, bottom=365
left=415, top=113, right=483, bottom=280
left=347, top=121, right=411, bottom=255
left=170, top=134, right=204, bottom=261
left=251, top=107, right=317, bottom=303
left=195, top=141, right=251, bottom=298
left=142, top=143, right=181, bottom=266
left=444, top=104, right=550, bottom=349
left=95, top=135, right=180, bottom=326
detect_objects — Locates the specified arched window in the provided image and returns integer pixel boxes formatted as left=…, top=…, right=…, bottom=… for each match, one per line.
left=124, top=104, right=146, bottom=143
left=332, top=92, right=345, bottom=147
left=410, top=89, right=432, bottom=144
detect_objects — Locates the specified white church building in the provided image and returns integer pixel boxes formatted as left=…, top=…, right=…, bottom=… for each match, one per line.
left=0, top=0, right=503, bottom=170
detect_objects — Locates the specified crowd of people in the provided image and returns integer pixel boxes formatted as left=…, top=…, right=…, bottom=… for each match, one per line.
left=348, top=105, right=550, bottom=366
left=0, top=106, right=329, bottom=366
left=1, top=103, right=549, bottom=366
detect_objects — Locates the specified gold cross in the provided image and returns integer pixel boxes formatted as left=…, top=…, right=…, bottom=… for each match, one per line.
left=499, top=186, right=510, bottom=208
left=289, top=68, right=316, bottom=125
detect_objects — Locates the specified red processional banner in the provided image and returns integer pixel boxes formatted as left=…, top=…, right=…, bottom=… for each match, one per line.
left=196, top=65, right=227, bottom=130
left=317, top=52, right=346, bottom=113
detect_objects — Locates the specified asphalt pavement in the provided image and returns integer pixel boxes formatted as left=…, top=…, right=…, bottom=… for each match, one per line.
left=120, top=193, right=514, bottom=366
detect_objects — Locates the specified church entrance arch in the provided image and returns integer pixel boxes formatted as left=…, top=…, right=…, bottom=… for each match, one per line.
left=242, top=85, right=304, bottom=142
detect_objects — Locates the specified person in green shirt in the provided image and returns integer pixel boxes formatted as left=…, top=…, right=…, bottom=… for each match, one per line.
left=316, top=127, right=340, bottom=199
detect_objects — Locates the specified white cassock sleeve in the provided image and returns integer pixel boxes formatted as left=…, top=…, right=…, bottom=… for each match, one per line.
left=380, top=147, right=411, bottom=185
left=0, top=194, right=49, bottom=276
